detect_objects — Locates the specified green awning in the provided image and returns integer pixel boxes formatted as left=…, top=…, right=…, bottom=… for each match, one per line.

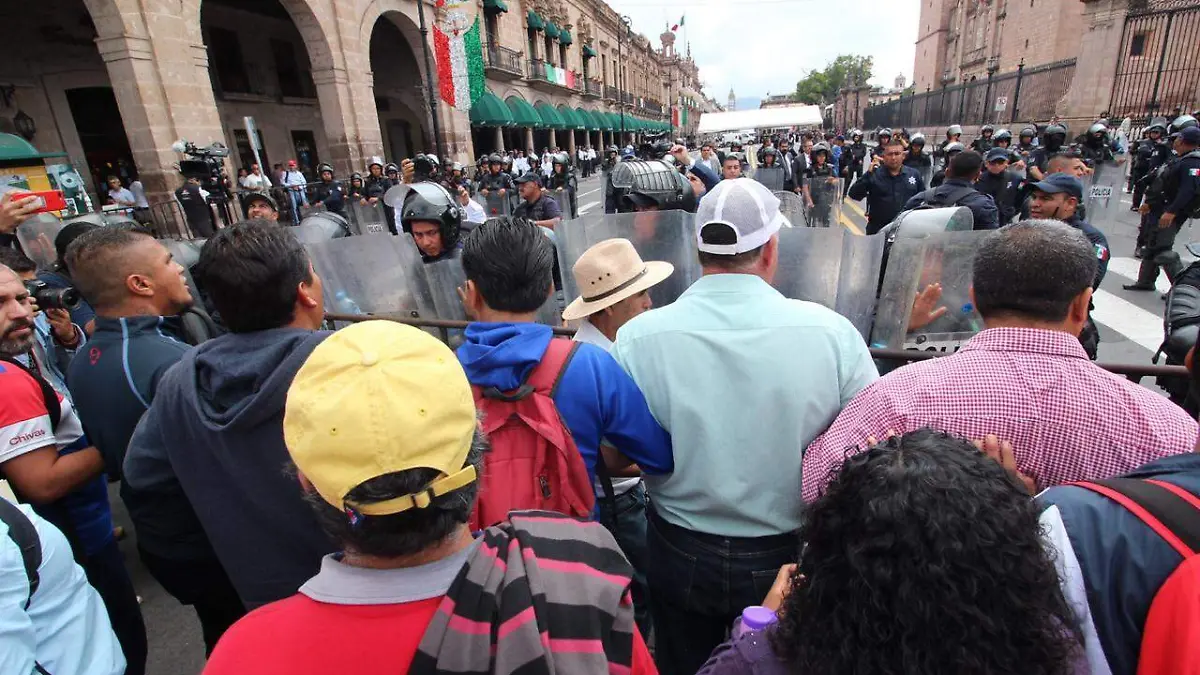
left=483, top=0, right=508, bottom=13
left=557, top=105, right=582, bottom=129
left=594, top=112, right=612, bottom=131
left=559, top=30, right=573, bottom=45
left=544, top=22, right=560, bottom=39
left=506, top=96, right=543, bottom=128
left=576, top=107, right=598, bottom=130
left=470, top=92, right=514, bottom=127
left=0, top=133, right=67, bottom=162
left=606, top=113, right=622, bottom=131
left=534, top=101, right=566, bottom=129
left=526, top=10, right=544, bottom=31
left=582, top=44, right=597, bottom=58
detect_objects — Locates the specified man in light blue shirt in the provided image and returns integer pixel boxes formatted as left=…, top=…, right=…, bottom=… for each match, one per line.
left=611, top=178, right=878, bottom=675
left=1, top=499, right=125, bottom=675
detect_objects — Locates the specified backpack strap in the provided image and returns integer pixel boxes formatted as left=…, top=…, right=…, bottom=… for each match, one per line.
left=0, top=357, right=60, bottom=433
left=1074, top=478, right=1200, bottom=557
left=0, top=498, right=41, bottom=610
left=924, top=184, right=977, bottom=208
left=479, top=339, right=579, bottom=402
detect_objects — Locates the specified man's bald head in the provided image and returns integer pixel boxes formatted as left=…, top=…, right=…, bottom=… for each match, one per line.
left=1047, top=152, right=1087, bottom=179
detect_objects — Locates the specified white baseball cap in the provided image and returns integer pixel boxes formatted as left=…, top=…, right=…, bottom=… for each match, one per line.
left=696, top=178, right=789, bottom=255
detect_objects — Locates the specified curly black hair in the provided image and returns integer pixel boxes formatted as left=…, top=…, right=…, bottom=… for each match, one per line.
left=772, top=428, right=1080, bottom=675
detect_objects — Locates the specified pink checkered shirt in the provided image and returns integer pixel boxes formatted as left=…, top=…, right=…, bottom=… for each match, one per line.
left=802, top=327, right=1198, bottom=502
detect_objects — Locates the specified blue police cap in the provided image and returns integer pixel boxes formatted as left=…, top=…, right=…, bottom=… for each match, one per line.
left=1030, top=173, right=1084, bottom=201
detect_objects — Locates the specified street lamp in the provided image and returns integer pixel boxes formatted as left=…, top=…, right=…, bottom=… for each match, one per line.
left=617, top=15, right=631, bottom=144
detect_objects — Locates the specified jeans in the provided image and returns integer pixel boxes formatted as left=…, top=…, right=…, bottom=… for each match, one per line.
left=597, top=482, right=651, bottom=638
left=139, top=547, right=247, bottom=654
left=646, top=508, right=796, bottom=675
left=84, top=539, right=147, bottom=675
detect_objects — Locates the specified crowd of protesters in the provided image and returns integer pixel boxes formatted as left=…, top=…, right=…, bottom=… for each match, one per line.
left=0, top=132, right=1198, bottom=675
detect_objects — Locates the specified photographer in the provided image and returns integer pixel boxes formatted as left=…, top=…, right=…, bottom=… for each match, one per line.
left=36, top=221, right=99, bottom=336
left=175, top=176, right=215, bottom=238
left=0, top=248, right=82, bottom=396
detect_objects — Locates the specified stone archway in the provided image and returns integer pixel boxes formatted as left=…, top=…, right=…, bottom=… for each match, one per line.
left=368, top=12, right=433, bottom=163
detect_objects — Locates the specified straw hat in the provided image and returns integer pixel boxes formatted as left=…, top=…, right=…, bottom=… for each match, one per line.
left=562, top=238, right=674, bottom=321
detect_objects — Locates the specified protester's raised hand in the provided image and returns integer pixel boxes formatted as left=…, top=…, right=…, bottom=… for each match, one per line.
left=0, top=191, right=42, bottom=234
left=907, top=283, right=947, bottom=331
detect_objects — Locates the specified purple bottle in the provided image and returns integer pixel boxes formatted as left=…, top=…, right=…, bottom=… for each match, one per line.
left=734, top=605, right=778, bottom=638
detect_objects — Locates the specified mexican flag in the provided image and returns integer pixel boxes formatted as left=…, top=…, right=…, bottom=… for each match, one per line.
left=434, top=14, right=485, bottom=111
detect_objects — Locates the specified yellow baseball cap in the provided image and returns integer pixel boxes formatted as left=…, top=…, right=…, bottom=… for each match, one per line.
left=284, top=321, right=478, bottom=518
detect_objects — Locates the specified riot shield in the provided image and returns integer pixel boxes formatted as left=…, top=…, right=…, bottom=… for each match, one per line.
left=294, top=212, right=351, bottom=245
left=1084, top=160, right=1125, bottom=229
left=347, top=200, right=389, bottom=236
left=772, top=227, right=886, bottom=337
left=556, top=210, right=700, bottom=309
left=305, top=233, right=433, bottom=320
left=417, top=246, right=561, bottom=330
left=160, top=239, right=206, bottom=302
left=918, top=165, right=934, bottom=190
left=871, top=228, right=993, bottom=354
left=806, top=175, right=844, bottom=229
left=775, top=191, right=805, bottom=229
left=752, top=166, right=786, bottom=191
left=15, top=215, right=64, bottom=270
left=476, top=191, right=512, bottom=218
left=548, top=188, right=574, bottom=219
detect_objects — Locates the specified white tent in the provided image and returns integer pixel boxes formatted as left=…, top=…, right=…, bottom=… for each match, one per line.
left=697, top=105, right=824, bottom=133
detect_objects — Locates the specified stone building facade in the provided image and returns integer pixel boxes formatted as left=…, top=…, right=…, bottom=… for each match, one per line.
left=0, top=0, right=707, bottom=206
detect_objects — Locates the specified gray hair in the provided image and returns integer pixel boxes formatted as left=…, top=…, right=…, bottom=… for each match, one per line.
left=307, top=425, right=487, bottom=558
left=973, top=220, right=1097, bottom=322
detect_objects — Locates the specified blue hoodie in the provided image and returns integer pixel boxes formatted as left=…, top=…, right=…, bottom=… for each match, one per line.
left=457, top=323, right=673, bottom=488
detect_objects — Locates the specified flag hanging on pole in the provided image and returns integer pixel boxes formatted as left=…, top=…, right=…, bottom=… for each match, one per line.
left=671, top=15, right=684, bottom=31
left=433, top=2, right=485, bottom=111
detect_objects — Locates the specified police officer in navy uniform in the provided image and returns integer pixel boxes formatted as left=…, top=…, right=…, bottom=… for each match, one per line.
left=975, top=148, right=1019, bottom=225
left=1028, top=123, right=1070, bottom=181
left=311, top=163, right=345, bottom=216
left=870, top=128, right=893, bottom=160
left=513, top=172, right=562, bottom=229
left=903, top=133, right=932, bottom=173
left=841, top=129, right=869, bottom=185
left=846, top=138, right=925, bottom=235
left=1077, top=121, right=1120, bottom=168
left=970, top=125, right=995, bottom=154
left=1027, top=173, right=1110, bottom=359
left=1124, top=126, right=1200, bottom=291
left=1132, top=119, right=1170, bottom=213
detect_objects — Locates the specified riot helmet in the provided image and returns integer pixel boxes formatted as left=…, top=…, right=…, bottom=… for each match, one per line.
left=946, top=124, right=963, bottom=138
left=909, top=132, right=927, bottom=147
left=993, top=129, right=1012, bottom=148
left=811, top=142, right=831, bottom=163
left=552, top=152, right=570, bottom=166
left=980, top=124, right=994, bottom=138
left=1043, top=123, right=1069, bottom=150
left=413, top=154, right=439, bottom=179
left=487, top=153, right=503, bottom=166
left=400, top=182, right=463, bottom=257
left=851, top=129, right=863, bottom=141
left=1019, top=127, right=1037, bottom=142
left=878, top=128, right=893, bottom=139
left=317, top=163, right=335, bottom=180
left=607, top=145, right=619, bottom=155
left=384, top=162, right=400, bottom=176
left=1170, top=114, right=1199, bottom=135
left=350, top=172, right=364, bottom=187
left=943, top=141, right=966, bottom=156
left=608, top=159, right=698, bottom=213
left=761, top=147, right=780, bottom=166
left=1146, top=118, right=1169, bottom=136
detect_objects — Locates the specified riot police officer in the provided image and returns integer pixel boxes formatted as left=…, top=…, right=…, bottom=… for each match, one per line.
left=1028, top=123, right=1069, bottom=181
left=1125, top=126, right=1200, bottom=291
left=903, top=133, right=932, bottom=172
left=841, top=129, right=869, bottom=184
left=936, top=124, right=964, bottom=164
left=1131, top=118, right=1170, bottom=213
left=930, top=141, right=965, bottom=188
left=364, top=160, right=391, bottom=202
left=871, top=128, right=893, bottom=160
left=607, top=159, right=698, bottom=213
left=311, top=163, right=346, bottom=216
left=347, top=172, right=366, bottom=202
left=970, top=125, right=995, bottom=154
left=975, top=148, right=1019, bottom=225
left=477, top=154, right=514, bottom=194
left=1026, top=173, right=1110, bottom=359
left=1015, top=127, right=1038, bottom=162
left=399, top=182, right=466, bottom=263
left=992, top=129, right=1013, bottom=150
left=1077, top=121, right=1120, bottom=167
left=802, top=142, right=840, bottom=228
left=548, top=152, right=578, bottom=218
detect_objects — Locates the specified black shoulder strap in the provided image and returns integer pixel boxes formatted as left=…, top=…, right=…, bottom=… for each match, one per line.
left=0, top=498, right=41, bottom=609
left=925, top=184, right=977, bottom=208
left=0, top=357, right=60, bottom=433
left=1090, top=478, right=1200, bottom=553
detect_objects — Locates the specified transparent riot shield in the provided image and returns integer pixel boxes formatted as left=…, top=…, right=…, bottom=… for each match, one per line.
left=347, top=200, right=389, bottom=236
left=775, top=191, right=805, bottom=228
left=416, top=242, right=560, bottom=333
left=294, top=212, right=351, bottom=245
left=160, top=239, right=206, bottom=302
left=16, top=215, right=64, bottom=270
left=772, top=227, right=886, bottom=337
left=871, top=228, right=993, bottom=354
left=918, top=164, right=934, bottom=190
left=548, top=188, right=574, bottom=219
left=305, top=233, right=433, bottom=320
left=556, top=210, right=700, bottom=309
left=806, top=175, right=844, bottom=229
left=752, top=166, right=786, bottom=191
left=476, top=191, right=512, bottom=218
left=1084, top=160, right=1125, bottom=230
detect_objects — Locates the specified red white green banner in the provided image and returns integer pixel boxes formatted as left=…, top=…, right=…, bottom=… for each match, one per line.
left=433, top=1, right=485, bottom=111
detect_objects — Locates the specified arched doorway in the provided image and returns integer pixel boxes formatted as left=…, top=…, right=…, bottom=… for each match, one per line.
left=369, top=14, right=431, bottom=163
left=200, top=0, right=328, bottom=181
left=0, top=0, right=133, bottom=206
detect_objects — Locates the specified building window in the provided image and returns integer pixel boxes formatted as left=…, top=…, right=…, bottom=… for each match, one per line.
left=206, top=27, right=250, bottom=94
left=560, top=44, right=568, bottom=71
left=544, top=35, right=555, bottom=65
left=272, top=39, right=309, bottom=98
left=527, top=28, right=538, bottom=61
left=602, top=58, right=608, bottom=85
left=486, top=13, right=499, bottom=46
left=1130, top=32, right=1148, bottom=57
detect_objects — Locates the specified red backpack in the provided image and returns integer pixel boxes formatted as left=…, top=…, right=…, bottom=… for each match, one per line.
left=469, top=339, right=595, bottom=530
left=1074, top=478, right=1200, bottom=675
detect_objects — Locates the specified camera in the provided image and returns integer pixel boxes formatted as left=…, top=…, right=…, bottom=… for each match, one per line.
left=637, top=131, right=673, bottom=161
left=24, top=279, right=81, bottom=311
left=172, top=139, right=231, bottom=194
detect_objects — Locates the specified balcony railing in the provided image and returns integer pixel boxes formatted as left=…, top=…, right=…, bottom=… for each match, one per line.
left=485, top=44, right=523, bottom=77
left=640, top=99, right=664, bottom=115
left=603, top=85, right=619, bottom=101
left=583, top=78, right=603, bottom=97
left=620, top=91, right=634, bottom=105
left=528, top=58, right=550, bottom=82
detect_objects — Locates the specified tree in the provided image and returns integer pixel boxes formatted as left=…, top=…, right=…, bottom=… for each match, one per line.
left=794, top=54, right=874, bottom=105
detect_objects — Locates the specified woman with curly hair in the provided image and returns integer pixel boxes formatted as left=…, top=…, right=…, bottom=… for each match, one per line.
left=697, top=429, right=1082, bottom=675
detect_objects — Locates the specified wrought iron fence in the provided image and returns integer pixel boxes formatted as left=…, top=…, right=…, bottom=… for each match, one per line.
left=584, top=79, right=603, bottom=96
left=1109, top=1, right=1200, bottom=123
left=863, top=59, right=1076, bottom=130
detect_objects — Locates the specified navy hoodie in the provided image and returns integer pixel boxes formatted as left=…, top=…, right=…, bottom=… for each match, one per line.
left=456, top=322, right=673, bottom=488
left=124, top=328, right=334, bottom=608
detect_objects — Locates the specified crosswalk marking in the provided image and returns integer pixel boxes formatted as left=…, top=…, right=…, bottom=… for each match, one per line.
left=1091, top=289, right=1164, bottom=352
left=1106, top=256, right=1172, bottom=294
left=578, top=200, right=600, bottom=214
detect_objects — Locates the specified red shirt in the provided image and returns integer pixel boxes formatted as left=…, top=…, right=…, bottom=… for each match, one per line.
left=803, top=327, right=1198, bottom=501
left=203, top=594, right=658, bottom=674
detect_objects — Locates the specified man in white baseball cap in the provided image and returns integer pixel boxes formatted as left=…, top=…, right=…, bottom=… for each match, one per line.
left=561, top=237, right=673, bottom=636
left=610, top=177, right=878, bottom=675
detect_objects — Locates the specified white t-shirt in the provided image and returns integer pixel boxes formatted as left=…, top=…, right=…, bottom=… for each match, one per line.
left=572, top=320, right=642, bottom=496
left=243, top=173, right=272, bottom=191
